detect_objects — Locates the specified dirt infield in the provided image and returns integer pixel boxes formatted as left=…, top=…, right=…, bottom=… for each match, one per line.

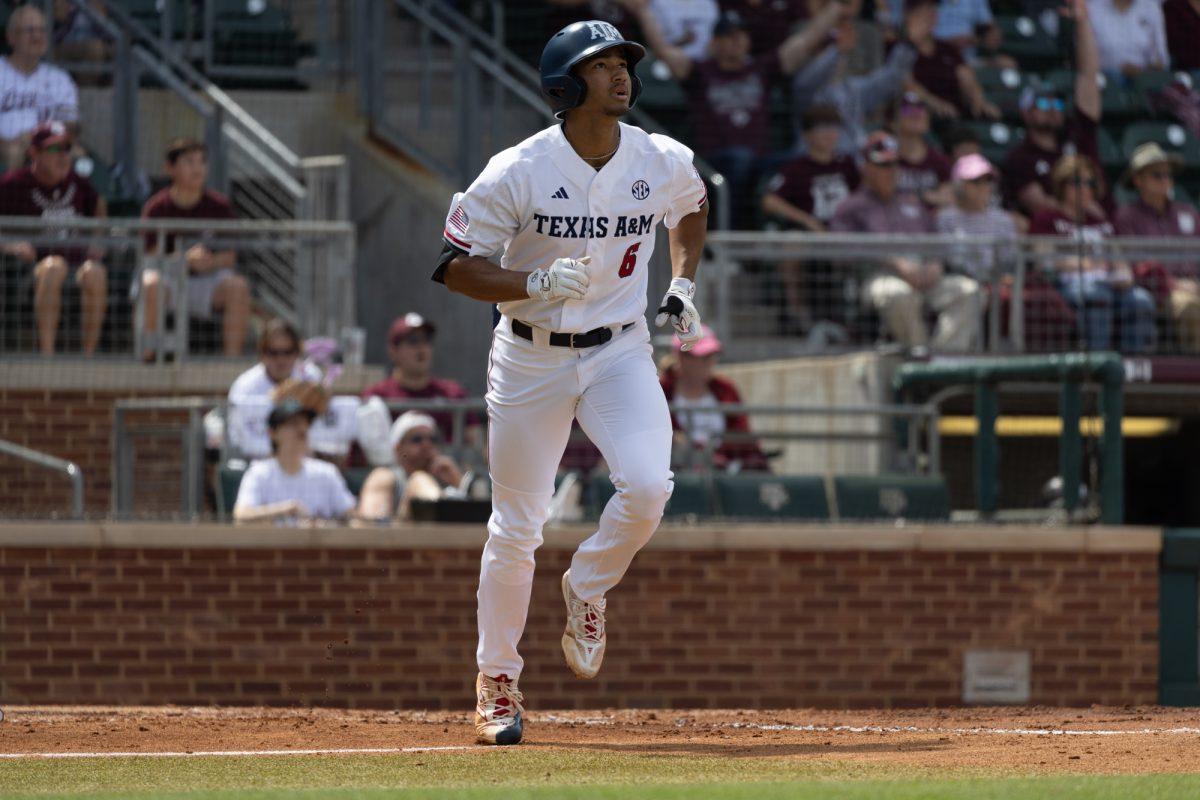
left=2, top=706, right=1199, bottom=773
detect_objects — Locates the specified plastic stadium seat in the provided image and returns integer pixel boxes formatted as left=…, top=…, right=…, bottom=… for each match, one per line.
left=636, top=58, right=687, bottom=114
left=713, top=474, right=829, bottom=520
left=218, top=461, right=248, bottom=516
left=975, top=66, right=1029, bottom=118
left=996, top=15, right=1060, bottom=69
left=1133, top=70, right=1189, bottom=98
left=957, top=120, right=1023, bottom=166
left=1044, top=70, right=1143, bottom=119
left=833, top=475, right=951, bottom=521
left=589, top=473, right=714, bottom=520
left=1097, top=125, right=1124, bottom=170
left=1121, top=122, right=1200, bottom=167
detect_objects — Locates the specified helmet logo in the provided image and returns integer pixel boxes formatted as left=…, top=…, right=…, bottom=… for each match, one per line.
left=632, top=180, right=650, bottom=200
left=585, top=21, right=620, bottom=41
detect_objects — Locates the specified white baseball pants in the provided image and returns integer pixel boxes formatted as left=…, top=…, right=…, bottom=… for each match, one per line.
left=477, top=316, right=674, bottom=680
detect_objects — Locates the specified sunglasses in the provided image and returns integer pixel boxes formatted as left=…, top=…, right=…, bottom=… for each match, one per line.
left=1143, top=170, right=1173, bottom=180
left=264, top=347, right=299, bottom=358
left=40, top=143, right=70, bottom=153
left=967, top=174, right=996, bottom=184
left=1034, top=97, right=1066, bottom=112
left=1062, top=177, right=1098, bottom=190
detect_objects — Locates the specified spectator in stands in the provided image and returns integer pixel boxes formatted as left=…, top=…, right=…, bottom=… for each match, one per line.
left=942, top=125, right=982, bottom=161
left=227, top=318, right=323, bottom=458
left=137, top=138, right=251, bottom=359
left=931, top=0, right=1012, bottom=66
left=1088, top=0, right=1168, bottom=79
left=791, top=18, right=916, bottom=155
left=891, top=92, right=953, bottom=207
left=719, top=0, right=812, bottom=56
left=830, top=131, right=982, bottom=350
left=1114, top=142, right=1200, bottom=352
left=362, top=312, right=480, bottom=445
left=644, top=0, right=720, bottom=59
left=1001, top=0, right=1103, bottom=217
left=52, top=0, right=111, bottom=84
left=232, top=398, right=357, bottom=526
left=761, top=103, right=859, bottom=331
left=659, top=325, right=770, bottom=472
left=1163, top=0, right=1200, bottom=72
left=629, top=0, right=845, bottom=225
left=936, top=154, right=1015, bottom=280
left=0, top=121, right=105, bottom=356
left=0, top=5, right=79, bottom=170
left=357, top=411, right=466, bottom=522
left=1030, top=154, right=1156, bottom=352
left=901, top=0, right=1000, bottom=120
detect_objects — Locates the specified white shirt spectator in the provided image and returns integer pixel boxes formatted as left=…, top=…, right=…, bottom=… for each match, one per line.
left=0, top=57, right=78, bottom=140
left=227, top=361, right=323, bottom=458
left=672, top=391, right=726, bottom=445
left=235, top=456, right=357, bottom=522
left=936, top=205, right=1018, bottom=281
left=649, top=0, right=719, bottom=60
left=1087, top=0, right=1169, bottom=73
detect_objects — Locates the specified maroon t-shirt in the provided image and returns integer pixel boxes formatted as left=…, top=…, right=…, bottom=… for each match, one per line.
left=1001, top=108, right=1101, bottom=213
left=362, top=375, right=480, bottom=443
left=1029, top=208, right=1114, bottom=243
left=719, top=0, right=809, bottom=55
left=141, top=187, right=235, bottom=253
left=1164, top=0, right=1200, bottom=71
left=897, top=146, right=952, bottom=204
left=682, top=52, right=782, bottom=156
left=908, top=40, right=965, bottom=114
left=764, top=154, right=859, bottom=222
left=0, top=166, right=99, bottom=262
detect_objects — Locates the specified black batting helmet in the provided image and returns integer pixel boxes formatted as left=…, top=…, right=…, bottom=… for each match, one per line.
left=540, top=20, right=645, bottom=119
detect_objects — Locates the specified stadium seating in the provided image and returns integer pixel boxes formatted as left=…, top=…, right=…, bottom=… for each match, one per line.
left=713, top=474, right=829, bottom=520
left=588, top=473, right=714, bottom=520
left=1121, top=122, right=1200, bottom=168
left=832, top=475, right=951, bottom=521
left=995, top=15, right=1062, bottom=72
left=955, top=120, right=1024, bottom=166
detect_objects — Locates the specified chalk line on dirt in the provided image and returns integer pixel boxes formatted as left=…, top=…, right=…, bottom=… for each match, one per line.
left=718, top=722, right=1200, bottom=736
left=0, top=745, right=489, bottom=760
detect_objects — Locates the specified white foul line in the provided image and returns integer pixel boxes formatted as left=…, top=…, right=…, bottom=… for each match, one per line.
left=0, top=745, right=487, bottom=760
left=720, top=721, right=1200, bottom=736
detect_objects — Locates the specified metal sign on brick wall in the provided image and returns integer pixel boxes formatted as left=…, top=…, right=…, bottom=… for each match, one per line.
left=963, top=650, right=1031, bottom=704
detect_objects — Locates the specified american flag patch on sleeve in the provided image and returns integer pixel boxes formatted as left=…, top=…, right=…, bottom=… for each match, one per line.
left=443, top=193, right=471, bottom=250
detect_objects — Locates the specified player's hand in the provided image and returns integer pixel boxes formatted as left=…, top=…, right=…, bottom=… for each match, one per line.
left=655, top=277, right=701, bottom=350
left=527, top=256, right=591, bottom=302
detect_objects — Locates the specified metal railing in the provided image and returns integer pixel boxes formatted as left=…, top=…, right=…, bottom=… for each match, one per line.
left=703, top=231, right=1200, bottom=356
left=109, top=393, right=940, bottom=520
left=0, top=216, right=356, bottom=360
left=0, top=438, right=84, bottom=519
left=364, top=0, right=731, bottom=229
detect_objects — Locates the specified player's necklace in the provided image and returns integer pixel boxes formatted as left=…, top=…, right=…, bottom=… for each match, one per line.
left=578, top=130, right=620, bottom=162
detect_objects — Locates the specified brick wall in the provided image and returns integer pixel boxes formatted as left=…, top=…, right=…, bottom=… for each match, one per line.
left=0, top=525, right=1160, bottom=709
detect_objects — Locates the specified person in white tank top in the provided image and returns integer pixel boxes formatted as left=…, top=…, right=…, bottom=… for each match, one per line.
left=0, top=6, right=78, bottom=169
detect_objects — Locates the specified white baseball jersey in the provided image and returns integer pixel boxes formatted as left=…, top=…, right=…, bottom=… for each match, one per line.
left=440, top=122, right=706, bottom=333
left=0, top=58, right=78, bottom=139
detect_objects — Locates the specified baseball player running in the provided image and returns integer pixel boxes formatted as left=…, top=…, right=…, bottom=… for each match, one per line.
left=433, top=20, right=709, bottom=745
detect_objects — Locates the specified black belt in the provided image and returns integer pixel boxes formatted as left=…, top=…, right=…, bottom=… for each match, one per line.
left=512, top=319, right=634, bottom=349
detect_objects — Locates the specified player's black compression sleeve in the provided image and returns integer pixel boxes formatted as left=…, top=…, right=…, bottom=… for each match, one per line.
left=431, top=240, right=467, bottom=285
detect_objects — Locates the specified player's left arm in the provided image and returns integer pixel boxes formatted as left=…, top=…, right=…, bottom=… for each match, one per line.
left=655, top=200, right=708, bottom=349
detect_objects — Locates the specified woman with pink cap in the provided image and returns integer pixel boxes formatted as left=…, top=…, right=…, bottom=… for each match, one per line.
left=658, top=324, right=769, bottom=472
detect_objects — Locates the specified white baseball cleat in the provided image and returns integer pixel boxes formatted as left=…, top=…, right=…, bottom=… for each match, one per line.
left=561, top=570, right=606, bottom=679
left=474, top=672, right=524, bottom=745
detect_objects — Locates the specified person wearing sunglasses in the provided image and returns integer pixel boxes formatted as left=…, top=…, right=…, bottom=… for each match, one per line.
left=1114, top=142, right=1200, bottom=352
left=357, top=410, right=465, bottom=521
left=227, top=318, right=323, bottom=459
left=1029, top=154, right=1156, bottom=353
left=0, top=5, right=78, bottom=171
left=1001, top=0, right=1103, bottom=218
left=0, top=120, right=105, bottom=356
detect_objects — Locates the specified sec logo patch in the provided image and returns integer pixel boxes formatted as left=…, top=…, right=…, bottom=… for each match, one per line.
left=632, top=180, right=650, bottom=200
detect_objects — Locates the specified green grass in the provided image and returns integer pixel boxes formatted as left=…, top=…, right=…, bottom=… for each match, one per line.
left=1, top=752, right=1199, bottom=800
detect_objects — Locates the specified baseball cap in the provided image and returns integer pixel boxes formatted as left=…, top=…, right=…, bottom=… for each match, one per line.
left=1122, top=141, right=1183, bottom=187
left=389, top=410, right=438, bottom=450
left=951, top=153, right=996, bottom=183
left=862, top=131, right=899, bottom=165
left=388, top=312, right=436, bottom=344
left=674, top=324, right=723, bottom=357
left=31, top=121, right=71, bottom=149
left=897, top=91, right=926, bottom=111
left=713, top=10, right=746, bottom=36
left=267, top=398, right=317, bottom=429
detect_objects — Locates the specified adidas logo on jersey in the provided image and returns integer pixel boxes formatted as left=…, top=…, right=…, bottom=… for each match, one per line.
left=551, top=187, right=569, bottom=200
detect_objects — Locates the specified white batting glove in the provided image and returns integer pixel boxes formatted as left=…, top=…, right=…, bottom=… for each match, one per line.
left=527, top=256, right=591, bottom=302
left=655, top=277, right=701, bottom=350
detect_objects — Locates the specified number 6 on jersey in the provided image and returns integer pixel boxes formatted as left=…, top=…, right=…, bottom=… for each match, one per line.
left=618, top=242, right=640, bottom=278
